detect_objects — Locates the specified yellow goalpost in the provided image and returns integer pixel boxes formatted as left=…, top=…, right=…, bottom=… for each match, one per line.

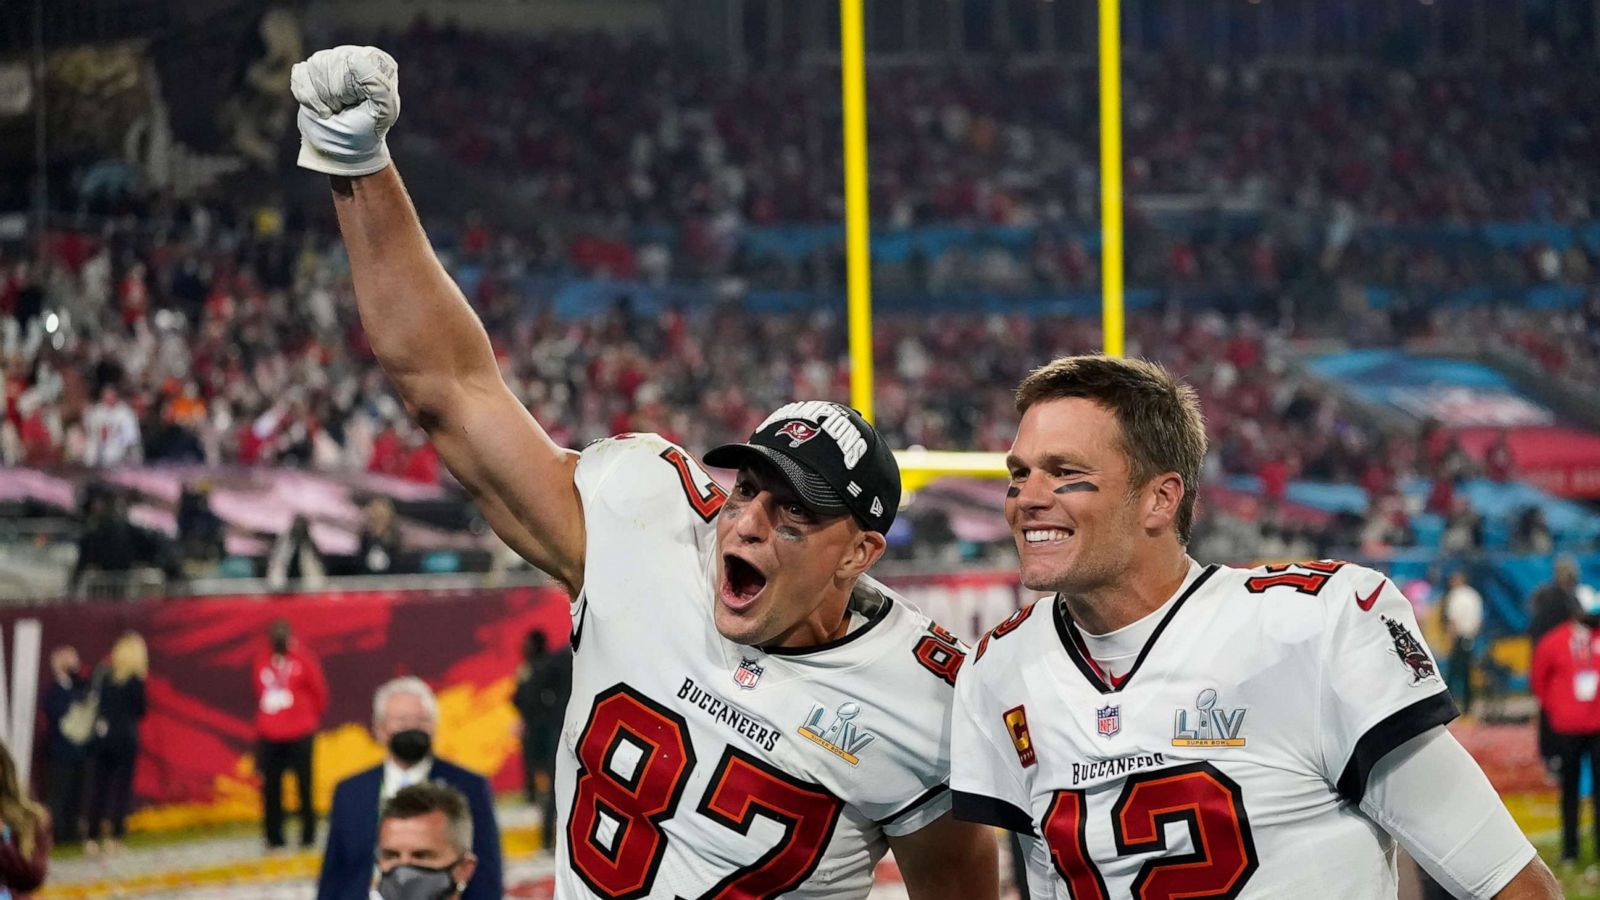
left=839, top=0, right=1125, bottom=494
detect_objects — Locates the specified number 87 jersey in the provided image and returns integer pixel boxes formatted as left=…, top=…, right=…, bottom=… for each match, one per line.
left=556, top=435, right=965, bottom=899
left=951, top=560, right=1458, bottom=900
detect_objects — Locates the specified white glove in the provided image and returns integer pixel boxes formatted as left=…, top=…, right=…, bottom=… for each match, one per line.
left=290, top=45, right=400, bottom=177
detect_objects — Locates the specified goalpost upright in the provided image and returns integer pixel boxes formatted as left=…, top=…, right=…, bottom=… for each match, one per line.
left=838, top=0, right=1125, bottom=492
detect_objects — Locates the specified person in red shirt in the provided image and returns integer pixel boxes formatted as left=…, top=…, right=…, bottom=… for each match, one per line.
left=1531, top=589, right=1600, bottom=863
left=254, top=619, right=328, bottom=850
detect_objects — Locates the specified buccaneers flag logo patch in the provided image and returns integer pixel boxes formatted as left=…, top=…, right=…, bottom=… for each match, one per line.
left=1383, top=615, right=1438, bottom=684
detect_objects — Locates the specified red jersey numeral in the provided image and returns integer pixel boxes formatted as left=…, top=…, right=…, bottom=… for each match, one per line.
left=567, top=685, right=845, bottom=899
left=1243, top=559, right=1348, bottom=596
left=661, top=447, right=728, bottom=522
left=913, top=623, right=967, bottom=685
left=974, top=601, right=1036, bottom=662
left=1041, top=789, right=1111, bottom=900
left=568, top=687, right=695, bottom=898
left=1041, top=762, right=1258, bottom=900
left=695, top=749, right=845, bottom=899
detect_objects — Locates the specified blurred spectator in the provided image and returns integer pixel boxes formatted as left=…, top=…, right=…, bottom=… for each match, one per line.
left=81, top=386, right=141, bottom=467
left=1513, top=506, right=1555, bottom=556
left=318, top=677, right=502, bottom=900
left=1439, top=498, right=1484, bottom=556
left=1530, top=557, right=1584, bottom=645
left=70, top=491, right=169, bottom=599
left=253, top=619, right=327, bottom=851
left=40, top=646, right=88, bottom=846
left=176, top=479, right=227, bottom=566
left=1484, top=432, right=1515, bottom=482
left=357, top=498, right=403, bottom=575
left=84, top=632, right=147, bottom=855
left=267, top=515, right=326, bottom=590
left=374, top=783, right=479, bottom=900
left=1529, top=557, right=1586, bottom=770
left=1531, top=589, right=1600, bottom=863
left=1359, top=494, right=1415, bottom=556
left=511, top=630, right=570, bottom=851
left=0, top=739, right=50, bottom=899
left=1441, top=570, right=1484, bottom=715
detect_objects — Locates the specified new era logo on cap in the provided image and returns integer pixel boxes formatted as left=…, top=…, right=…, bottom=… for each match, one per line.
left=704, top=401, right=901, bottom=534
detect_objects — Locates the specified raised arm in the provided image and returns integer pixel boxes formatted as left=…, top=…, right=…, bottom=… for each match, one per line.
left=293, top=47, right=586, bottom=593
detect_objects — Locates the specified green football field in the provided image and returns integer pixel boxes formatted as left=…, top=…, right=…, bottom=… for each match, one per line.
left=1509, top=791, right=1600, bottom=899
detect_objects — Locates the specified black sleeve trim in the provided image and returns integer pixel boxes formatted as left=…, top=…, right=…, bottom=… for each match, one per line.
left=952, top=790, right=1036, bottom=836
left=880, top=782, right=949, bottom=826
left=1336, top=691, right=1459, bottom=804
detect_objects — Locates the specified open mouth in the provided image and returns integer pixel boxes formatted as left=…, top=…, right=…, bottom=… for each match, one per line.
left=721, top=555, right=769, bottom=610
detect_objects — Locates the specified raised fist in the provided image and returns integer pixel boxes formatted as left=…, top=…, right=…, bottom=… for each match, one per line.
left=290, top=45, right=399, bottom=176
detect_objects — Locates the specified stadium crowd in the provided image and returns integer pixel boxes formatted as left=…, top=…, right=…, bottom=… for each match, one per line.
left=0, top=203, right=1433, bottom=485
left=346, top=26, right=1600, bottom=295
left=4, top=26, right=1599, bottom=565
left=0, top=201, right=1540, bottom=568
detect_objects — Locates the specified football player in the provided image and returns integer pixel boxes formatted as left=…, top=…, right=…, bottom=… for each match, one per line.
left=291, top=46, right=998, bottom=900
left=951, top=355, right=1559, bottom=899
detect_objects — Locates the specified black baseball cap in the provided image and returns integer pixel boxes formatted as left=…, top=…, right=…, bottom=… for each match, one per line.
left=704, top=401, right=900, bottom=534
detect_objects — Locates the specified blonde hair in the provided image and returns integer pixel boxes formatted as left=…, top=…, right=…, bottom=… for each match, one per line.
left=0, top=742, right=44, bottom=858
left=110, top=631, right=148, bottom=684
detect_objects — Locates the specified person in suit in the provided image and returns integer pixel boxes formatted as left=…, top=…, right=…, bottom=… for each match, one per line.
left=373, top=782, right=479, bottom=900
left=40, top=646, right=88, bottom=845
left=84, top=632, right=146, bottom=856
left=316, top=677, right=502, bottom=900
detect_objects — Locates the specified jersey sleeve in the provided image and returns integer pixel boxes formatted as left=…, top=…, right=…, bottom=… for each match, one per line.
left=572, top=433, right=725, bottom=614
left=865, top=606, right=962, bottom=838
left=1317, top=566, right=1459, bottom=804
left=950, top=659, right=1037, bottom=836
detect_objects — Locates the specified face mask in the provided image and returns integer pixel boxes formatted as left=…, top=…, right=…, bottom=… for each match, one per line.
left=376, top=860, right=462, bottom=900
left=270, top=636, right=289, bottom=655
left=389, top=729, right=432, bottom=765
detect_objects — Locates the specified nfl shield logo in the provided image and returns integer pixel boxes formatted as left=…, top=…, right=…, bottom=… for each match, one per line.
left=1096, top=705, right=1121, bottom=738
left=734, top=657, right=764, bottom=689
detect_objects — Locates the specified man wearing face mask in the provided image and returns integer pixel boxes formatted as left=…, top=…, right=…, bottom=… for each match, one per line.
left=371, top=782, right=478, bottom=900
left=318, top=677, right=502, bottom=900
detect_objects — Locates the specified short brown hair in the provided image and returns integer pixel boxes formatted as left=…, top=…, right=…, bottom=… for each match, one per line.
left=1015, top=355, right=1207, bottom=543
left=381, top=782, right=473, bottom=853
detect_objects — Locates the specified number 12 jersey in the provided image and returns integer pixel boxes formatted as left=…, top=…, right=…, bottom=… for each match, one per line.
left=952, top=559, right=1457, bottom=899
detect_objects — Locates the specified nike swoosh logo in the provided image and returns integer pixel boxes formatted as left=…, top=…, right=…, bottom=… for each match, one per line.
left=570, top=602, right=587, bottom=653
left=1355, top=583, right=1383, bottom=611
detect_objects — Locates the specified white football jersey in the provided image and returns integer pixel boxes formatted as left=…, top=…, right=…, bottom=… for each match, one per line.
left=952, top=560, right=1457, bottom=900
left=555, top=433, right=964, bottom=899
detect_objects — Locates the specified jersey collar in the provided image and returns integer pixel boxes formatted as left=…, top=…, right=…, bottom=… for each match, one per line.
left=1053, top=564, right=1219, bottom=694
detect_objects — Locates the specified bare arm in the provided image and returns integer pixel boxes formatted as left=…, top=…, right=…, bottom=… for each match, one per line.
left=329, top=167, right=585, bottom=592
left=887, top=812, right=1000, bottom=900
left=1492, top=858, right=1562, bottom=899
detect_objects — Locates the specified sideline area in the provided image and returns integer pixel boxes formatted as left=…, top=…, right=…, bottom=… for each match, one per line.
left=36, top=721, right=1594, bottom=900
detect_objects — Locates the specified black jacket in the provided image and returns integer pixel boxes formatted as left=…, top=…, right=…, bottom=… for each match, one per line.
left=41, top=671, right=89, bottom=761
left=1529, top=582, right=1581, bottom=645
left=91, top=671, right=146, bottom=755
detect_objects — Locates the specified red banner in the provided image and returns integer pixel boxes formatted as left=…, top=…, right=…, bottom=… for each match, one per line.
left=4, top=573, right=1031, bottom=830
left=5, top=586, right=569, bottom=830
